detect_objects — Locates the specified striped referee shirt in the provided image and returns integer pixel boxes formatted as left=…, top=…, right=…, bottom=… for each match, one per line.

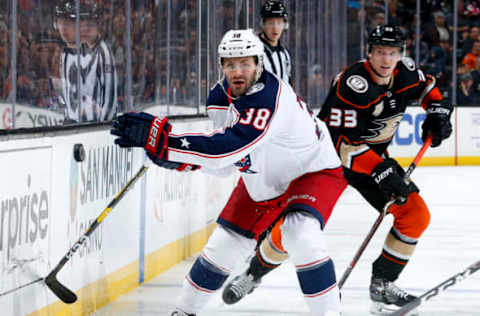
left=60, top=40, right=118, bottom=123
left=259, top=33, right=292, bottom=85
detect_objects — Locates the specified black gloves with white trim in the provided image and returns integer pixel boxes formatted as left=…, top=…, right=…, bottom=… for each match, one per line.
left=422, top=102, right=453, bottom=148
left=372, top=158, right=410, bottom=203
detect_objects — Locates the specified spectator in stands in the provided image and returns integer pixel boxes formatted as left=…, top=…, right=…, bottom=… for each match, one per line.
left=367, top=12, right=385, bottom=34
left=462, top=26, right=480, bottom=56
left=405, top=31, right=429, bottom=66
left=457, top=71, right=480, bottom=105
left=424, top=45, right=447, bottom=79
left=462, top=40, right=480, bottom=70
left=387, top=0, right=403, bottom=26
left=424, top=11, right=450, bottom=48
left=30, top=34, right=62, bottom=110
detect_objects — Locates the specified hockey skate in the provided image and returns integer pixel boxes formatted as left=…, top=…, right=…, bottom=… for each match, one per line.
left=222, top=270, right=260, bottom=304
left=170, top=308, right=195, bottom=316
left=369, top=277, right=419, bottom=316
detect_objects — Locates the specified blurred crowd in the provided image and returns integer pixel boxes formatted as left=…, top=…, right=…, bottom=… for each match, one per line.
left=348, top=0, right=480, bottom=105
left=0, top=0, right=479, bottom=124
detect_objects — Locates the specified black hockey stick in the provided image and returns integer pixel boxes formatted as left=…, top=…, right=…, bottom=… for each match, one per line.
left=45, top=162, right=150, bottom=304
left=338, top=135, right=433, bottom=289
left=390, top=260, right=480, bottom=316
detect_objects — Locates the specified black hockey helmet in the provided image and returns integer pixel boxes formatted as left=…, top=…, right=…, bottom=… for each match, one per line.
left=367, top=24, right=405, bottom=53
left=55, top=0, right=103, bottom=20
left=260, top=0, right=288, bottom=21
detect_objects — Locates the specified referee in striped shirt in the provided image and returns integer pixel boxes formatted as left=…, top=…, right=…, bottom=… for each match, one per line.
left=259, top=0, right=292, bottom=85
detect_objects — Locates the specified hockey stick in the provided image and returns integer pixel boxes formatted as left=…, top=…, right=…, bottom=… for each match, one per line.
left=338, top=135, right=433, bottom=289
left=389, top=260, right=480, bottom=316
left=45, top=161, right=150, bottom=304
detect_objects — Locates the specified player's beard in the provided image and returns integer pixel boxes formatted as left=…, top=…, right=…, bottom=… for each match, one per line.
left=228, top=72, right=256, bottom=97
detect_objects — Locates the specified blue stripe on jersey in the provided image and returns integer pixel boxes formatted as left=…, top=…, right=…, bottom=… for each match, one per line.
left=169, top=72, right=281, bottom=158
left=297, top=258, right=336, bottom=295
left=189, top=255, right=229, bottom=291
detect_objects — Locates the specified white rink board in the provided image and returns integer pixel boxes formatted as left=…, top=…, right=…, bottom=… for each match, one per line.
left=389, top=107, right=455, bottom=158
left=457, top=107, right=480, bottom=157
left=0, top=118, right=238, bottom=316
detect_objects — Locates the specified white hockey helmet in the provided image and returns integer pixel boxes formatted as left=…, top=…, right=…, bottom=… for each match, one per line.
left=217, top=29, right=264, bottom=81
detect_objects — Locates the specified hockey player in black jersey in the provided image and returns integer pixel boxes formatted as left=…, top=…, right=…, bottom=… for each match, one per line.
left=223, top=25, right=453, bottom=315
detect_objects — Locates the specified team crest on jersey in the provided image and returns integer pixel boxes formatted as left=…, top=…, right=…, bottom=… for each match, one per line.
left=401, top=57, right=416, bottom=71
left=234, top=154, right=257, bottom=174
left=246, top=83, right=265, bottom=95
left=346, top=75, right=368, bottom=93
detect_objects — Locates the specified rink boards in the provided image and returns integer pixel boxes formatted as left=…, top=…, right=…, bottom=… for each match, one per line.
left=0, top=106, right=478, bottom=316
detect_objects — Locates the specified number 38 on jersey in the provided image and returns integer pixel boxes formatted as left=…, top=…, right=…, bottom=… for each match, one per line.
left=239, top=108, right=272, bottom=130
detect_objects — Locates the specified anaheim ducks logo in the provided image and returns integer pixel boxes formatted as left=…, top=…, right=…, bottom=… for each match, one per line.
left=363, top=113, right=403, bottom=143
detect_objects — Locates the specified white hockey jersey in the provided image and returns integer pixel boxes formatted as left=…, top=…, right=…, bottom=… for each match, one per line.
left=167, top=71, right=340, bottom=202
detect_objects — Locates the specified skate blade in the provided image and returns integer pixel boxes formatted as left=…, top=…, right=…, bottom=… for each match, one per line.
left=370, top=302, right=419, bottom=316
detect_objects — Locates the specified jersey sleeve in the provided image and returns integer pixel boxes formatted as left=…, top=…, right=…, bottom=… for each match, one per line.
left=206, top=83, right=230, bottom=129
left=167, top=83, right=281, bottom=169
left=396, top=57, right=443, bottom=110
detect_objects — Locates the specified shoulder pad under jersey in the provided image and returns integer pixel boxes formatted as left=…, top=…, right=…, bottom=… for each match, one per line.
left=394, top=57, right=426, bottom=92
left=400, top=57, right=416, bottom=71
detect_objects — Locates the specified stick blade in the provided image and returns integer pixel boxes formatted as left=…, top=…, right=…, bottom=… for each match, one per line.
left=45, top=274, right=78, bottom=304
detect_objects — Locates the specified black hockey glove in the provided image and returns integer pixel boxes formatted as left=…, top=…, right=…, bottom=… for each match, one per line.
left=371, top=158, right=410, bottom=203
left=422, top=102, right=453, bottom=148
left=111, top=112, right=171, bottom=159
left=146, top=152, right=201, bottom=172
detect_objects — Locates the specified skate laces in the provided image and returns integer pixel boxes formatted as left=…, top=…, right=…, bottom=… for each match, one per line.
left=229, top=273, right=256, bottom=298
left=386, top=281, right=409, bottom=299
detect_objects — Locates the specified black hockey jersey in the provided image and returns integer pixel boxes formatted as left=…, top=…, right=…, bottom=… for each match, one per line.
left=318, top=57, right=443, bottom=176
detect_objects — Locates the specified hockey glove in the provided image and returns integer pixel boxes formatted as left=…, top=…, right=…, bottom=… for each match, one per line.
left=146, top=152, right=201, bottom=172
left=371, top=158, right=410, bottom=203
left=422, top=102, right=453, bottom=148
left=111, top=112, right=171, bottom=159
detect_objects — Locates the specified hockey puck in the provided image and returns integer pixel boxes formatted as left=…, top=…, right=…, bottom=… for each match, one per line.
left=73, top=143, right=86, bottom=162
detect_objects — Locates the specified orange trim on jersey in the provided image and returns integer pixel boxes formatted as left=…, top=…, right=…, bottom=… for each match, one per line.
left=270, top=217, right=286, bottom=253
left=351, top=149, right=384, bottom=175
left=395, top=80, right=422, bottom=94
left=420, top=86, right=443, bottom=110
left=364, top=61, right=379, bottom=84
left=336, top=135, right=383, bottom=175
left=335, top=135, right=361, bottom=152
left=336, top=67, right=387, bottom=109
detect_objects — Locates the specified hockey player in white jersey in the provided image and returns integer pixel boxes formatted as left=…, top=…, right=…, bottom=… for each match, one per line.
left=111, top=29, right=347, bottom=316
left=55, top=0, right=117, bottom=123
